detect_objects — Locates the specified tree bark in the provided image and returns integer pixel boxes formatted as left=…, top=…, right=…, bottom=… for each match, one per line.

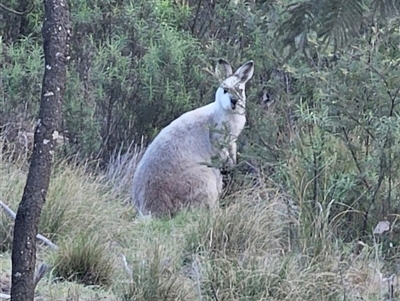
left=10, top=0, right=70, bottom=300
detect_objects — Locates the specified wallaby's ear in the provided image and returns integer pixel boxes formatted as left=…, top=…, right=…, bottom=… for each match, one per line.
left=215, top=59, right=233, bottom=82
left=234, top=60, right=254, bottom=83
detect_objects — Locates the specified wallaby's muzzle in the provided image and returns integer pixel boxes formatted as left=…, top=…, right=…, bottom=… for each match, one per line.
left=231, top=98, right=238, bottom=109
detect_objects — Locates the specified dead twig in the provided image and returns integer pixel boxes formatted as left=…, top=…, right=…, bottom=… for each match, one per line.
left=0, top=200, right=59, bottom=250
left=0, top=293, right=10, bottom=300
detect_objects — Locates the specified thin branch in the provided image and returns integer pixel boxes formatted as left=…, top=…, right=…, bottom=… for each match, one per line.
left=389, top=86, right=400, bottom=117
left=210, top=282, right=219, bottom=301
left=362, top=134, right=390, bottom=234
left=0, top=200, right=17, bottom=220
left=190, top=0, right=202, bottom=35
left=0, top=200, right=59, bottom=250
left=255, top=129, right=280, bottom=161
left=0, top=293, right=11, bottom=299
left=0, top=2, right=34, bottom=16
left=350, top=53, right=400, bottom=116
left=341, top=128, right=371, bottom=190
left=336, top=101, right=375, bottom=139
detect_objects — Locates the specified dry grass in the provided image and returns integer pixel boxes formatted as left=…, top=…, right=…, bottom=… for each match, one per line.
left=105, top=141, right=145, bottom=203
left=0, top=153, right=28, bottom=251
left=50, top=232, right=115, bottom=287
left=0, top=145, right=398, bottom=300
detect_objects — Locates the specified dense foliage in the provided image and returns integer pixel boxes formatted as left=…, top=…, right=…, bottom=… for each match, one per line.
left=1, top=0, right=400, bottom=251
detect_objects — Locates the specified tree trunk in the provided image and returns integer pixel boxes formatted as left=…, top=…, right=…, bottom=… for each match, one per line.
left=10, top=0, right=70, bottom=300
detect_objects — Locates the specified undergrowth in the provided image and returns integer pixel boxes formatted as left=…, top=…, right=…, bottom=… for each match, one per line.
left=0, top=149, right=396, bottom=300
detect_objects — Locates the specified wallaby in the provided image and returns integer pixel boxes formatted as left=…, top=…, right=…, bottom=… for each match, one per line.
left=131, top=59, right=255, bottom=217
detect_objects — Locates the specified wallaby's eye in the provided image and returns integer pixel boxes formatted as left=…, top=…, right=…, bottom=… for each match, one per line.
left=223, top=89, right=228, bottom=94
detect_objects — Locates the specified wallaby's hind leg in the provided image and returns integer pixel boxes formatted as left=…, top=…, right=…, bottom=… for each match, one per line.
left=185, top=166, right=222, bottom=209
left=142, top=166, right=223, bottom=217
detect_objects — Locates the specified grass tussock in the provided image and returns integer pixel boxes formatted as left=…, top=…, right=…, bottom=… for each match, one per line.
left=183, top=192, right=293, bottom=259
left=0, top=156, right=133, bottom=252
left=50, top=232, right=115, bottom=287
left=40, top=162, right=130, bottom=240
left=119, top=243, right=197, bottom=301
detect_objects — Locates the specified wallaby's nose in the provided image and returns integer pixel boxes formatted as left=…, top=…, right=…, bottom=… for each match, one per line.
left=230, top=98, right=238, bottom=110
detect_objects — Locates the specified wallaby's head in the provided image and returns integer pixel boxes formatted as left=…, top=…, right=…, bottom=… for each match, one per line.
left=215, top=59, right=254, bottom=114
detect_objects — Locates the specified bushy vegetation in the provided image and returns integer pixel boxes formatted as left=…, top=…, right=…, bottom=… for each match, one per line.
left=2, top=0, right=400, bottom=299
left=0, top=154, right=395, bottom=300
